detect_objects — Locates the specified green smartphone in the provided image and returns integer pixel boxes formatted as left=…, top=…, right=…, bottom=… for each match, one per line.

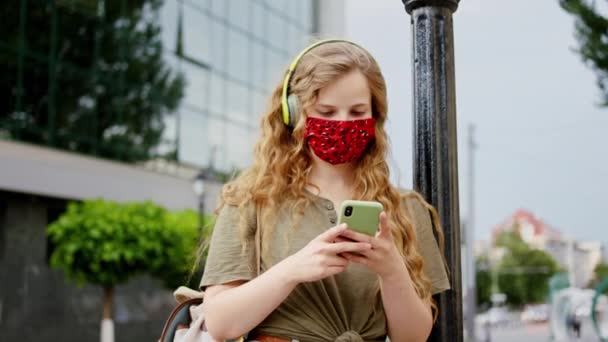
left=337, top=200, right=383, bottom=236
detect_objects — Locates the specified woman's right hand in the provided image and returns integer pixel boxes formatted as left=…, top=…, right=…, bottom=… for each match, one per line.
left=280, top=223, right=372, bottom=284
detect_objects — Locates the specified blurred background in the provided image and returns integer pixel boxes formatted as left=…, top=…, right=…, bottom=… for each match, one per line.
left=1, top=0, right=608, bottom=341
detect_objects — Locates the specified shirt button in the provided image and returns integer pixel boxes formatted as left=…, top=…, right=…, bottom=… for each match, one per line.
left=325, top=202, right=334, bottom=210
left=330, top=217, right=337, bottom=224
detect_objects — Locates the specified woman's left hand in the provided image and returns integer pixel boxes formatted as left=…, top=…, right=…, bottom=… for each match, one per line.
left=338, top=212, right=407, bottom=280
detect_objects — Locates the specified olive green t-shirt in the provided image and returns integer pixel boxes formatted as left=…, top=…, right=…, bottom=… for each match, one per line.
left=200, top=191, right=450, bottom=342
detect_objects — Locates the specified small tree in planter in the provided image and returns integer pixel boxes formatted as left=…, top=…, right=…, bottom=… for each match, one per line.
left=47, top=199, right=210, bottom=342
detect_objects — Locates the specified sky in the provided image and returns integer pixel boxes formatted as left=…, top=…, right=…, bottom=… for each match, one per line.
left=345, top=0, right=608, bottom=243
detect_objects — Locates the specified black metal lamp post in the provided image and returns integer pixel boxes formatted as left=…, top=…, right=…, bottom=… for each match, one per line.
left=402, top=1, right=463, bottom=341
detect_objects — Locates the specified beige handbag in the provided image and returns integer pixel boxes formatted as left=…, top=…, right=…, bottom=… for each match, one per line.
left=158, top=210, right=262, bottom=342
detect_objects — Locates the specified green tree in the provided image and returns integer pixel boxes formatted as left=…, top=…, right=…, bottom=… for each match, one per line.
left=561, top=0, right=608, bottom=106
left=476, top=255, right=492, bottom=307
left=589, top=262, right=608, bottom=288
left=47, top=199, right=208, bottom=339
left=494, top=232, right=560, bottom=306
left=0, top=0, right=184, bottom=162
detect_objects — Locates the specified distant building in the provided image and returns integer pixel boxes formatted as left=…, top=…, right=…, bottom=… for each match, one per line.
left=489, top=209, right=604, bottom=288
left=491, top=209, right=562, bottom=250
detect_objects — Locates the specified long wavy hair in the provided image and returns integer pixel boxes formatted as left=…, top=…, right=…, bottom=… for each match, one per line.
left=196, top=41, right=445, bottom=320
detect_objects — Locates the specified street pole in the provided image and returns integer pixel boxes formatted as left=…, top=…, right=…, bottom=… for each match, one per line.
left=566, top=238, right=575, bottom=287
left=402, top=1, right=463, bottom=341
left=193, top=171, right=207, bottom=233
left=199, top=194, right=205, bottom=232
left=466, top=124, right=477, bottom=340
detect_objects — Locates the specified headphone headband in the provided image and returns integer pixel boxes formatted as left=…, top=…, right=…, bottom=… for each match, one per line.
left=281, top=39, right=363, bottom=127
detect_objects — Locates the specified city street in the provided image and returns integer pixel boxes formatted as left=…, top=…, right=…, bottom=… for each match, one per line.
left=490, top=323, right=549, bottom=342
left=478, top=320, right=599, bottom=342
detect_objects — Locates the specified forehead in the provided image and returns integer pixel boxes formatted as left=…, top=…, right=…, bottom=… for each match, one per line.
left=316, top=69, right=371, bottom=106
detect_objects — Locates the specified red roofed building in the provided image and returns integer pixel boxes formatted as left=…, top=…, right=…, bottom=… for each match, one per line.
left=491, top=209, right=562, bottom=250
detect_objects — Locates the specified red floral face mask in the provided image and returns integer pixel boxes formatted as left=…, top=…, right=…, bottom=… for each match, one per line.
left=304, top=117, right=376, bottom=165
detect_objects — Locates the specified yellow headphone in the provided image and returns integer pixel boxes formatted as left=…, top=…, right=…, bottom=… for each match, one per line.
left=280, top=39, right=364, bottom=128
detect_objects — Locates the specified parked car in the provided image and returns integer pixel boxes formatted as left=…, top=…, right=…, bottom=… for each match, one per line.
left=477, top=307, right=512, bottom=326
left=521, top=304, right=549, bottom=323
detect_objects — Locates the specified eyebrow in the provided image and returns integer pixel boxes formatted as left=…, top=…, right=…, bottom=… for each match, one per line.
left=316, top=103, right=370, bottom=108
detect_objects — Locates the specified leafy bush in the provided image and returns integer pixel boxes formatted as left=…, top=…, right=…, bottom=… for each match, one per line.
left=47, top=199, right=213, bottom=289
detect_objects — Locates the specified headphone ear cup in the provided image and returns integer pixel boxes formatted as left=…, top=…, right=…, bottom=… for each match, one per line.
left=286, top=94, right=301, bottom=128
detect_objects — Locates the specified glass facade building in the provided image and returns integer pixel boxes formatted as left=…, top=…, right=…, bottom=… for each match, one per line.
left=1, top=0, right=316, bottom=173
left=161, top=0, right=316, bottom=172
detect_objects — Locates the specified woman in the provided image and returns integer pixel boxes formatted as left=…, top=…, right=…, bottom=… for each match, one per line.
left=199, top=39, right=450, bottom=342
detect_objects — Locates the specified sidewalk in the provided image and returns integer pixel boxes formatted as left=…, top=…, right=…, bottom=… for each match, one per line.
left=477, top=319, right=599, bottom=342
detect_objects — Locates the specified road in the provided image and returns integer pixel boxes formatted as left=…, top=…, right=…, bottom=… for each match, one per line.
left=477, top=319, right=599, bottom=342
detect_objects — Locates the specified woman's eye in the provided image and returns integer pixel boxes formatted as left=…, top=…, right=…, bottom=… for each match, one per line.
left=352, top=111, right=366, bottom=116
left=319, top=111, right=333, bottom=116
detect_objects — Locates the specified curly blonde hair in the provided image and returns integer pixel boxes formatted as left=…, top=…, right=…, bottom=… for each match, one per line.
left=197, top=40, right=445, bottom=320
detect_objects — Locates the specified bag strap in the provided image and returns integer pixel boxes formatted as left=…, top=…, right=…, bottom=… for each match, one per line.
left=159, top=205, right=263, bottom=342
left=159, top=297, right=203, bottom=341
